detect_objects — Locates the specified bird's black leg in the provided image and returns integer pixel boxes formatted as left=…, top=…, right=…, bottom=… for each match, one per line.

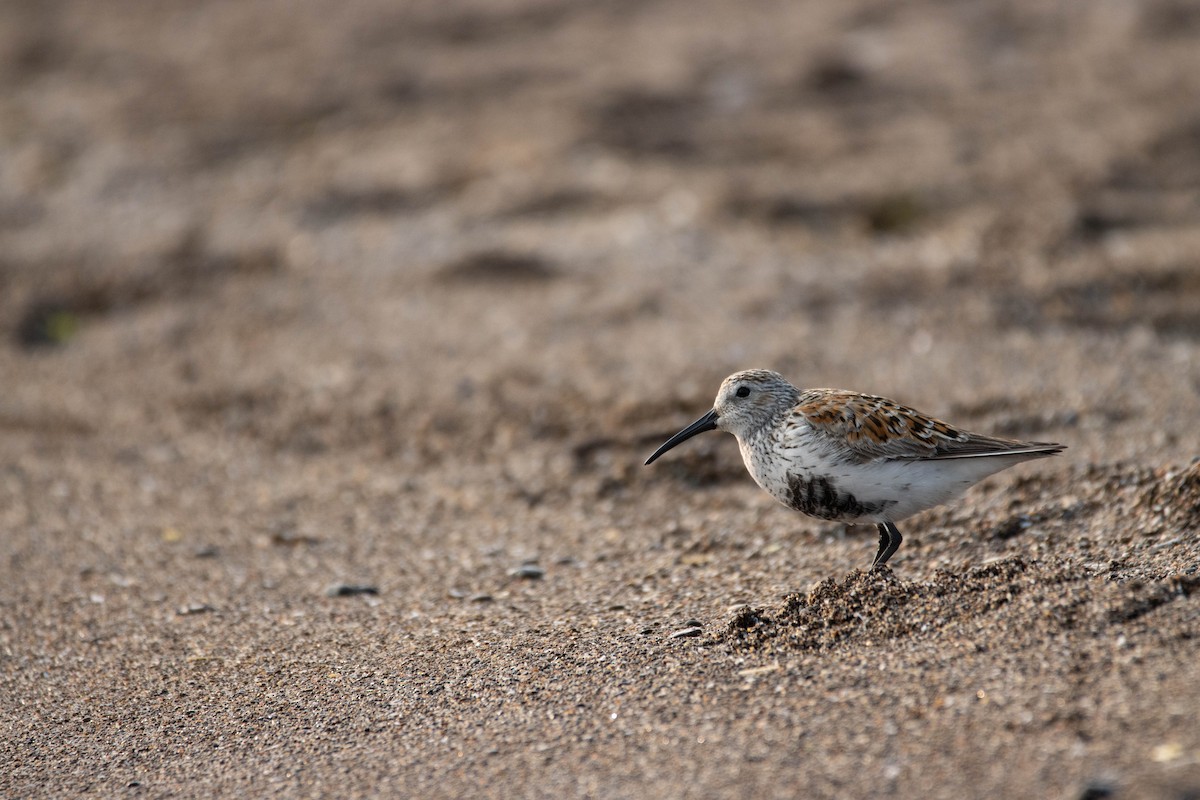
left=871, top=521, right=903, bottom=569
left=872, top=523, right=889, bottom=568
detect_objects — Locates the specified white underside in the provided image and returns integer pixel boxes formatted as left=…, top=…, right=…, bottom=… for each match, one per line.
left=739, top=433, right=1041, bottom=523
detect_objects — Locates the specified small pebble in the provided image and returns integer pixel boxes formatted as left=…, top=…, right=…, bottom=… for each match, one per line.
left=273, top=530, right=321, bottom=547
left=469, top=593, right=494, bottom=603
left=177, top=603, right=215, bottom=616
left=668, top=626, right=702, bottom=639
left=325, top=583, right=379, bottom=597
left=509, top=564, right=545, bottom=580
left=1076, top=782, right=1114, bottom=800
left=1150, top=741, right=1182, bottom=763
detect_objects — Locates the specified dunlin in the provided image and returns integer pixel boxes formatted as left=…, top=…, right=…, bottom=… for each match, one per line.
left=645, top=369, right=1064, bottom=568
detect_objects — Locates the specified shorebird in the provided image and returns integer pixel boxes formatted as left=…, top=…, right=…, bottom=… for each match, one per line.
left=645, top=369, right=1064, bottom=568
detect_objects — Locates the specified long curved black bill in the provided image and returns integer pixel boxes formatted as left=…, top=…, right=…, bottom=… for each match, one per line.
left=644, top=409, right=720, bottom=465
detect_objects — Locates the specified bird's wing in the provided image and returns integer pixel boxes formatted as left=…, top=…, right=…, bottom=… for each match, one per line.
left=792, top=390, right=1063, bottom=463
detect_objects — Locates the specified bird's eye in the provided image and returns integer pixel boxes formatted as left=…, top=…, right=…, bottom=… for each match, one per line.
left=736, top=386, right=750, bottom=398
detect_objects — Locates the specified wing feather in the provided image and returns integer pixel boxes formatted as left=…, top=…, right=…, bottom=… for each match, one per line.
left=793, top=390, right=1064, bottom=463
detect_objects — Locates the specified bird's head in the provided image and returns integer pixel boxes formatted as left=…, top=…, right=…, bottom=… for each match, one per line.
left=645, top=369, right=800, bottom=464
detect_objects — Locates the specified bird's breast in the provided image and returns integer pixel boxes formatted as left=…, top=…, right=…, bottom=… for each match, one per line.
left=738, top=426, right=894, bottom=522
left=738, top=426, right=821, bottom=503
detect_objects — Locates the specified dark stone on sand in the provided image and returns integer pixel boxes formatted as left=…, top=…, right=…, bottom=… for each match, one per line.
left=324, top=583, right=379, bottom=597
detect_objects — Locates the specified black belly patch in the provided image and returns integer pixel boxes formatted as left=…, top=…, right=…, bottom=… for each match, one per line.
left=786, top=473, right=886, bottom=521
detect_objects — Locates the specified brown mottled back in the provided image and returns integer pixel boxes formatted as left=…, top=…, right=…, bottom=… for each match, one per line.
left=794, top=389, right=1044, bottom=462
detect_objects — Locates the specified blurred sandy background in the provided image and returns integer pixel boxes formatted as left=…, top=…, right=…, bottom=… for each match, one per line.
left=2, top=1, right=1199, bottom=797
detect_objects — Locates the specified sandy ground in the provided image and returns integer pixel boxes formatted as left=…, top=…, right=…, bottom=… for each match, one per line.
left=2, top=0, right=1200, bottom=797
